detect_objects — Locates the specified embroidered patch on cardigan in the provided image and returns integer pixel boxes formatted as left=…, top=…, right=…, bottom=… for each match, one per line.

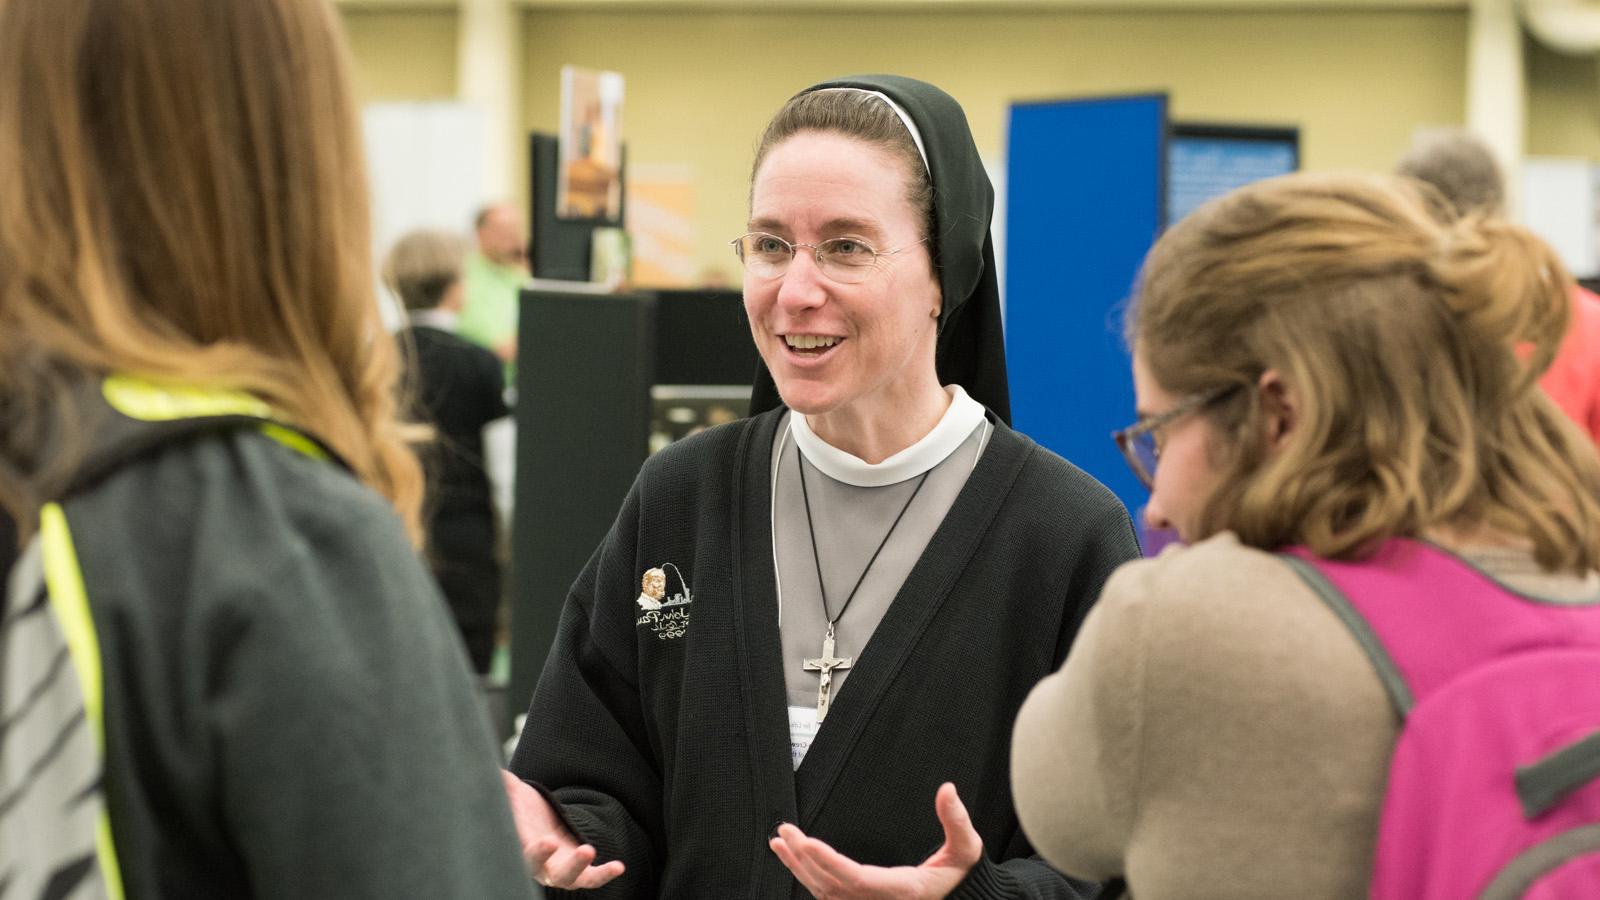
left=635, top=563, right=692, bottom=640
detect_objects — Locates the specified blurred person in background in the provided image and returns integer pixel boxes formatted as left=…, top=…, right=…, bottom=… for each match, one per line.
left=461, top=202, right=530, bottom=366
left=0, top=0, right=533, bottom=895
left=1398, top=128, right=1600, bottom=446
left=387, top=229, right=511, bottom=678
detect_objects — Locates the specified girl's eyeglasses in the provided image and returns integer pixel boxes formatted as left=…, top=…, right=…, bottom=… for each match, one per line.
left=1111, top=384, right=1238, bottom=489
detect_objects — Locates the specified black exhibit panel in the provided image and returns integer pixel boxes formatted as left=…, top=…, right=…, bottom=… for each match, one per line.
left=508, top=288, right=755, bottom=730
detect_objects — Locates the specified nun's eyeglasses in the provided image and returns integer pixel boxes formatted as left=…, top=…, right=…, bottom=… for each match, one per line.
left=730, top=232, right=926, bottom=285
left=1111, top=384, right=1239, bottom=489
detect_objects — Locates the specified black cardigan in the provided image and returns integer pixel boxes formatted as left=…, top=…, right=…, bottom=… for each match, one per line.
left=510, top=407, right=1139, bottom=898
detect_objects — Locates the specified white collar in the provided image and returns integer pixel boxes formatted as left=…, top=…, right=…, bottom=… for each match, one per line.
left=409, top=308, right=458, bottom=331
left=791, top=385, right=986, bottom=487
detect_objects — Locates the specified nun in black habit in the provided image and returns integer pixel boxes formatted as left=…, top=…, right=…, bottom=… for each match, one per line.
left=504, top=75, right=1139, bottom=899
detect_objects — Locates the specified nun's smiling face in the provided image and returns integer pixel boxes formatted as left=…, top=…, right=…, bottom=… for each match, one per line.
left=744, top=131, right=942, bottom=441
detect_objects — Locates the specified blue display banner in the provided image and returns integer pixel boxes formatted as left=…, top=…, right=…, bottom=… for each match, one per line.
left=1004, top=94, right=1166, bottom=523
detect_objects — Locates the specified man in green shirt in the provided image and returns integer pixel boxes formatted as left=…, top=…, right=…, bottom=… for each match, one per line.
left=459, top=202, right=529, bottom=365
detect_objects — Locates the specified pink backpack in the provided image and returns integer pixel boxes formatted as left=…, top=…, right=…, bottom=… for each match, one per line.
left=1281, top=539, right=1600, bottom=899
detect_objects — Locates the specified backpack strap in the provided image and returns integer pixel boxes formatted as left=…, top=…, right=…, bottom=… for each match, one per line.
left=65, top=374, right=337, bottom=496
left=1515, top=730, right=1600, bottom=819
left=1, top=374, right=334, bottom=630
left=1280, top=539, right=1600, bottom=719
left=1277, top=552, right=1416, bottom=717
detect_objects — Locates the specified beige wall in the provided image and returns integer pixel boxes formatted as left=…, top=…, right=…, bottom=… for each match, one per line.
left=339, top=6, right=1600, bottom=280
left=524, top=8, right=1468, bottom=281
left=1528, top=38, right=1600, bottom=159
left=342, top=9, right=458, bottom=101
left=342, top=9, right=528, bottom=226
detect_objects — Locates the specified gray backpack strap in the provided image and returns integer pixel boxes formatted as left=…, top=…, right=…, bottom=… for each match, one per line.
left=0, top=533, right=117, bottom=898
left=1278, top=553, right=1416, bottom=717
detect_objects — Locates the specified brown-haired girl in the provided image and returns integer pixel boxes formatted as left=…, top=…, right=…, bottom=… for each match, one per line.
left=0, top=0, right=530, bottom=895
left=1011, top=172, right=1600, bottom=897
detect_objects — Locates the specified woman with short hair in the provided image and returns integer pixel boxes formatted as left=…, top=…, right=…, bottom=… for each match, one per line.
left=385, top=229, right=510, bottom=676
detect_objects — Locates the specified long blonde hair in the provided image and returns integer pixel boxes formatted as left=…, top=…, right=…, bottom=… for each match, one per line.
left=1132, top=172, right=1600, bottom=573
left=0, top=0, right=422, bottom=539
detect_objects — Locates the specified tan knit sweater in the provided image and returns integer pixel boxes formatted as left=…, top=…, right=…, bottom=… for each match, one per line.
left=1010, top=531, right=1597, bottom=899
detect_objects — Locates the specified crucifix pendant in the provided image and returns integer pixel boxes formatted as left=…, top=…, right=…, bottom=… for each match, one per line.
left=802, top=623, right=853, bottom=723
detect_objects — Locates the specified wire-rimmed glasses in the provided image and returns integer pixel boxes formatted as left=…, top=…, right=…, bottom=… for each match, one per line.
left=1111, top=384, right=1239, bottom=489
left=730, top=232, right=926, bottom=285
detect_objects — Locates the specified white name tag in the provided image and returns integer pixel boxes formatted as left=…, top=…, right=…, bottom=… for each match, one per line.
left=788, top=705, right=822, bottom=769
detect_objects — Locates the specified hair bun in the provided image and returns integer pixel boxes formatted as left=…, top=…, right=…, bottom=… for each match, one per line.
left=1427, top=212, right=1573, bottom=382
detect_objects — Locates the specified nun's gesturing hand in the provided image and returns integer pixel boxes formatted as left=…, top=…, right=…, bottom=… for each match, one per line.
left=769, top=782, right=981, bottom=899
left=501, top=770, right=625, bottom=890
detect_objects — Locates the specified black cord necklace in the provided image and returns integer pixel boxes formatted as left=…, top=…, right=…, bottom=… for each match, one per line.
left=795, top=447, right=930, bottom=722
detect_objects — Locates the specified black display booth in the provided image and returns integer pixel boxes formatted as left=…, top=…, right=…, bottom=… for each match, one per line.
left=506, top=284, right=758, bottom=728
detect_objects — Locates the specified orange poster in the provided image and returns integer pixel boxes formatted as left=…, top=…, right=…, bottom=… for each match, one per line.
left=558, top=66, right=624, bottom=221
left=628, top=165, right=697, bottom=288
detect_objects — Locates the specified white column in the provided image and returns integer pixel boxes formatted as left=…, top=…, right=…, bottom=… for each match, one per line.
left=1465, top=0, right=1525, bottom=214
left=457, top=0, right=521, bottom=203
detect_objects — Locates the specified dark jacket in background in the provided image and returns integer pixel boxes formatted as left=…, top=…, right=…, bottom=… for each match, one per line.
left=404, top=324, right=510, bottom=673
